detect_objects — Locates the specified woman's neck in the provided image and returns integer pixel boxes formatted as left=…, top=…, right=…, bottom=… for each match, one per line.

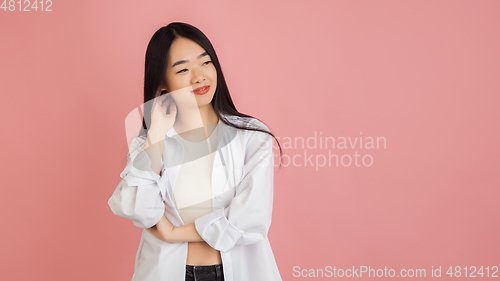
left=173, top=104, right=219, bottom=136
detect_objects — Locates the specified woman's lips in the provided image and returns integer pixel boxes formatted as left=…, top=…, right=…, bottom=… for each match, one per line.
left=193, top=85, right=210, bottom=95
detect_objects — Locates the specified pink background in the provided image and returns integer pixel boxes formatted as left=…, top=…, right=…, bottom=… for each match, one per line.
left=1, top=0, right=499, bottom=280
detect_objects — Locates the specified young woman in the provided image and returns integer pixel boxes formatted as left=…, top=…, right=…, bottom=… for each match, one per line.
left=108, top=22, right=283, bottom=281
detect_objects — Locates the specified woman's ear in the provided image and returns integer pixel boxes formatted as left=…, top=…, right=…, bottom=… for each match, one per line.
left=157, top=85, right=169, bottom=96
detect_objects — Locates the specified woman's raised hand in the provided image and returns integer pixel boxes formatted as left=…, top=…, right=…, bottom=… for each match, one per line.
left=147, top=91, right=177, bottom=146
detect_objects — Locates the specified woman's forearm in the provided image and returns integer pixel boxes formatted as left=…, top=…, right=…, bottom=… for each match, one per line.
left=144, top=128, right=204, bottom=243
left=169, top=222, right=204, bottom=242
left=154, top=215, right=204, bottom=243
left=144, top=130, right=163, bottom=175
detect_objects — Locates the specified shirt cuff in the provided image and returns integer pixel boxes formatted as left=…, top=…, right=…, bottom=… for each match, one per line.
left=194, top=208, right=245, bottom=253
left=121, top=150, right=161, bottom=186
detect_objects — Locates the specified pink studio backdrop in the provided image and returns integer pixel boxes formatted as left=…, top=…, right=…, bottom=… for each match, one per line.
left=1, top=1, right=499, bottom=280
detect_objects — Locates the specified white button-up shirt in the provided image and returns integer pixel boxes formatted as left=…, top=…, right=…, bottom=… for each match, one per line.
left=108, top=113, right=282, bottom=281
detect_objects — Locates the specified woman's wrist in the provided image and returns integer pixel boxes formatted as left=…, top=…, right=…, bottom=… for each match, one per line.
left=145, top=126, right=166, bottom=149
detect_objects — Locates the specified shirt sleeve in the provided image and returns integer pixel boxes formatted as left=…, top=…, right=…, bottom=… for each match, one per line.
left=107, top=137, right=166, bottom=229
left=194, top=120, right=275, bottom=253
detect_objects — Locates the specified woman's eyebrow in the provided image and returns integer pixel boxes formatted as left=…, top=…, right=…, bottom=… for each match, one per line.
left=171, top=51, right=209, bottom=67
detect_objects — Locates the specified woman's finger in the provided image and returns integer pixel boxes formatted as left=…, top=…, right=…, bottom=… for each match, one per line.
left=167, top=100, right=177, bottom=115
left=159, top=93, right=170, bottom=104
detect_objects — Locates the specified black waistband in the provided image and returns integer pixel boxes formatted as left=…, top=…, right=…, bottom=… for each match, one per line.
left=186, top=264, right=223, bottom=272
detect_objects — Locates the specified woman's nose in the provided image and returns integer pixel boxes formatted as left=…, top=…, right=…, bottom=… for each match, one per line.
left=191, top=67, right=205, bottom=84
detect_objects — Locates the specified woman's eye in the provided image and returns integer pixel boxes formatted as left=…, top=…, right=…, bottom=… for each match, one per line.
left=176, top=61, right=211, bottom=74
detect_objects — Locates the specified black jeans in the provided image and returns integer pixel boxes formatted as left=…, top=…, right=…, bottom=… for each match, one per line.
left=185, top=264, right=224, bottom=281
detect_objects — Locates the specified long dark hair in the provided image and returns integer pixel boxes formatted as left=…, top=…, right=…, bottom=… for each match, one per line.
left=139, top=22, right=283, bottom=167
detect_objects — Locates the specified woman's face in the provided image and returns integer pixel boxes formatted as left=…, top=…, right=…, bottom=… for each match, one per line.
left=161, top=37, right=217, bottom=109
